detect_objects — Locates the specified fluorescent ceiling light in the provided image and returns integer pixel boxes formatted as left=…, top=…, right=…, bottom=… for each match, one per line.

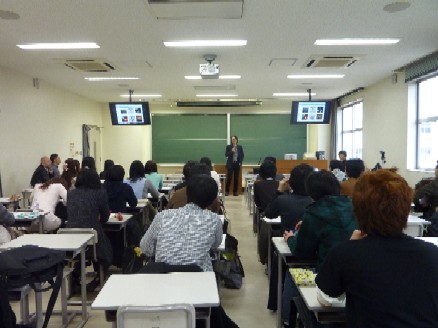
left=196, top=94, right=238, bottom=97
left=120, top=94, right=162, bottom=98
left=273, top=93, right=316, bottom=97
left=185, top=75, right=241, bottom=80
left=287, top=74, right=344, bottom=79
left=85, top=77, right=139, bottom=81
left=17, top=42, right=100, bottom=50
left=164, top=40, right=247, bottom=47
left=314, top=38, right=399, bottom=46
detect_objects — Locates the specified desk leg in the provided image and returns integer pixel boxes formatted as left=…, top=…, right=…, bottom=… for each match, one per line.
left=38, top=214, right=44, bottom=234
left=267, top=228, right=272, bottom=279
left=79, top=246, right=89, bottom=326
left=277, top=252, right=283, bottom=328
left=35, top=283, right=43, bottom=328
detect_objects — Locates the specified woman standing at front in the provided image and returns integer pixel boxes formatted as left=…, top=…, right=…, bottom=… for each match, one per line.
left=225, top=135, right=244, bottom=196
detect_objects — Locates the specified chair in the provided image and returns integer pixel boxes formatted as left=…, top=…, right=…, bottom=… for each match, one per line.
left=56, top=228, right=104, bottom=288
left=117, top=304, right=196, bottom=328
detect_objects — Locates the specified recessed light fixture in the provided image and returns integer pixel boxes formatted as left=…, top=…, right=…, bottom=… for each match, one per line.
left=196, top=94, right=238, bottom=97
left=17, top=42, right=100, bottom=50
left=273, top=93, right=316, bottom=97
left=315, top=38, right=399, bottom=46
left=383, top=1, right=411, bottom=13
left=287, top=74, right=344, bottom=79
left=120, top=94, right=162, bottom=98
left=0, top=10, right=20, bottom=20
left=185, top=75, right=241, bottom=80
left=85, top=77, right=139, bottom=81
left=164, top=40, right=247, bottom=47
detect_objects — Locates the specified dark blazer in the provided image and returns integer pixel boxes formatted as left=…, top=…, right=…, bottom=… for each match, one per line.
left=225, top=144, right=244, bottom=169
left=30, top=165, right=52, bottom=187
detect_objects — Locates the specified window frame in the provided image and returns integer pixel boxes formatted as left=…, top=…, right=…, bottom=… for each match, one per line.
left=336, top=100, right=363, bottom=159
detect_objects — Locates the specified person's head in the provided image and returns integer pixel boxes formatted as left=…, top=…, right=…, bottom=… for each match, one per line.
left=259, top=160, right=277, bottom=180
left=144, top=160, right=158, bottom=174
left=82, top=156, right=96, bottom=170
left=200, top=157, right=213, bottom=171
left=75, top=169, right=102, bottom=189
left=107, top=165, right=125, bottom=182
left=306, top=170, right=340, bottom=201
left=338, top=150, right=347, bottom=161
left=129, top=160, right=145, bottom=182
left=182, top=160, right=198, bottom=180
left=73, top=159, right=80, bottom=174
left=39, top=177, right=68, bottom=190
left=41, top=156, right=51, bottom=168
left=50, top=154, right=61, bottom=165
left=264, top=156, right=277, bottom=165
left=345, top=159, right=365, bottom=178
left=103, top=159, right=114, bottom=172
left=289, top=164, right=314, bottom=195
left=61, top=158, right=79, bottom=189
left=188, top=163, right=211, bottom=179
left=231, top=135, right=238, bottom=146
left=187, top=175, right=218, bottom=209
left=329, top=160, right=343, bottom=171
left=352, top=170, right=412, bottom=236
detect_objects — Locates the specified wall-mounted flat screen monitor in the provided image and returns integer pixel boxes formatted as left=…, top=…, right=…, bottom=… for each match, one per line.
left=291, top=100, right=332, bottom=124
left=109, top=102, right=151, bottom=125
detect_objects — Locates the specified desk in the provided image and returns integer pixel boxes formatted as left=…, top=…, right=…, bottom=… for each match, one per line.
left=104, top=214, right=133, bottom=247
left=416, top=236, right=438, bottom=246
left=92, top=272, right=219, bottom=327
left=0, top=197, right=21, bottom=211
left=272, top=237, right=315, bottom=328
left=0, top=234, right=93, bottom=328
left=405, top=215, right=431, bottom=237
left=262, top=216, right=281, bottom=276
left=12, top=211, right=45, bottom=234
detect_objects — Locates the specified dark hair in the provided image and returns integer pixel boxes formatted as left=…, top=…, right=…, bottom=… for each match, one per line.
left=289, top=164, right=314, bottom=195
left=144, top=160, right=158, bottom=174
left=75, top=169, right=102, bottom=189
left=61, top=158, right=79, bottom=189
left=50, top=154, right=58, bottom=163
left=232, top=135, right=239, bottom=142
left=259, top=160, right=277, bottom=179
left=264, top=156, right=277, bottom=164
left=82, top=156, right=96, bottom=170
left=329, top=160, right=343, bottom=171
left=435, top=161, right=438, bottom=170
left=39, top=177, right=68, bottom=190
left=187, top=175, right=218, bottom=209
left=200, top=157, right=213, bottom=170
left=103, top=160, right=114, bottom=171
left=73, top=160, right=80, bottom=174
left=353, top=170, right=411, bottom=236
left=306, top=170, right=340, bottom=201
left=107, top=165, right=125, bottom=182
left=182, top=160, right=198, bottom=180
left=188, top=163, right=211, bottom=179
left=129, top=160, right=145, bottom=182
left=346, top=159, right=365, bottom=178
left=338, top=150, right=347, bottom=157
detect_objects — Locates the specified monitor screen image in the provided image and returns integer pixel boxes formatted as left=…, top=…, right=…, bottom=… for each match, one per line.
left=109, top=102, right=151, bottom=125
left=290, top=101, right=332, bottom=124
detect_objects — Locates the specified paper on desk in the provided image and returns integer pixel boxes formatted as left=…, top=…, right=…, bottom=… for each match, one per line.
left=316, top=285, right=345, bottom=307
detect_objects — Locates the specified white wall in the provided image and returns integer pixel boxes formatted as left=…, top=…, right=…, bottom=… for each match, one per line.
left=0, top=66, right=103, bottom=195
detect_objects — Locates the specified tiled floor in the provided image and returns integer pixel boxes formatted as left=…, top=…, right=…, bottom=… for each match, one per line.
left=11, top=194, right=277, bottom=327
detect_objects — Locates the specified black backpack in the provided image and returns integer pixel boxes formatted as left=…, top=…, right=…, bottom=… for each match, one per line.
left=0, top=245, right=66, bottom=328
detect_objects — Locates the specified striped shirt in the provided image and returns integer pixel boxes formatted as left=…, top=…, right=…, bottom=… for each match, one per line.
left=140, top=203, right=223, bottom=271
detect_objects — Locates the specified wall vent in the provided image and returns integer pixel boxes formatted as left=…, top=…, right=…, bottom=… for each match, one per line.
left=63, top=59, right=115, bottom=72
left=304, top=56, right=358, bottom=68
left=177, top=100, right=261, bottom=107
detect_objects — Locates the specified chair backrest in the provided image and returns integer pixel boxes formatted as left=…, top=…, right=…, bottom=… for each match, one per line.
left=117, top=304, right=196, bottom=328
left=57, top=228, right=98, bottom=259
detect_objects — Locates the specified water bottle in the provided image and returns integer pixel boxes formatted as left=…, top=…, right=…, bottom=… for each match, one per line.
left=32, top=201, right=39, bottom=217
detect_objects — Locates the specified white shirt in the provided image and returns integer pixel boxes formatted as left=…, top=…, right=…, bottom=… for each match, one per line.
left=31, top=183, right=67, bottom=214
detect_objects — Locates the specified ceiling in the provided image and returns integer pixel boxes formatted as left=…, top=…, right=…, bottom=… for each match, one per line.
left=1, top=0, right=437, bottom=108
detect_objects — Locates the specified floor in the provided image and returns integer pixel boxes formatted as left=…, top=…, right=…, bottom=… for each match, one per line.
left=11, top=194, right=278, bottom=327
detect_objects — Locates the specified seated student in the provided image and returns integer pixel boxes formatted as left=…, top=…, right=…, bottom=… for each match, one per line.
left=67, top=169, right=112, bottom=291
left=340, top=159, right=365, bottom=197
left=329, top=159, right=346, bottom=182
left=81, top=156, right=96, bottom=171
left=140, top=174, right=222, bottom=272
left=167, top=163, right=220, bottom=213
left=264, top=164, right=314, bottom=231
left=31, top=177, right=68, bottom=232
left=144, top=160, right=163, bottom=190
left=61, top=158, right=80, bottom=190
left=30, top=156, right=54, bottom=187
left=124, top=160, right=158, bottom=199
left=414, top=161, right=438, bottom=213
left=256, top=156, right=285, bottom=181
left=200, top=156, right=221, bottom=191
left=316, top=170, right=438, bottom=327
left=338, top=150, right=347, bottom=172
left=282, top=170, right=357, bottom=328
left=0, top=203, right=15, bottom=244
left=104, top=165, right=137, bottom=213
left=99, top=159, right=114, bottom=180
left=172, top=160, right=197, bottom=192
left=254, top=160, right=280, bottom=211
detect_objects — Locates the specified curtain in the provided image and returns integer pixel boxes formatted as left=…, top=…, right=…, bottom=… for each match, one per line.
left=82, top=124, right=92, bottom=158
left=405, top=51, right=438, bottom=82
left=0, top=168, right=3, bottom=197
left=330, top=99, right=340, bottom=160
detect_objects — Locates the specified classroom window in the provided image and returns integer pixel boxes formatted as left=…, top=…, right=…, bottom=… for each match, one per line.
left=417, top=74, right=438, bottom=169
left=337, top=101, right=363, bottom=159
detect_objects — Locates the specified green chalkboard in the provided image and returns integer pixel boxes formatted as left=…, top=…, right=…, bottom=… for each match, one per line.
left=152, top=114, right=227, bottom=163
left=152, top=114, right=307, bottom=164
left=231, top=114, right=307, bottom=164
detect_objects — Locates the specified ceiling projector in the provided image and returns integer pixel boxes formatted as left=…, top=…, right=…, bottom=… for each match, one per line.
left=200, top=54, right=219, bottom=79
